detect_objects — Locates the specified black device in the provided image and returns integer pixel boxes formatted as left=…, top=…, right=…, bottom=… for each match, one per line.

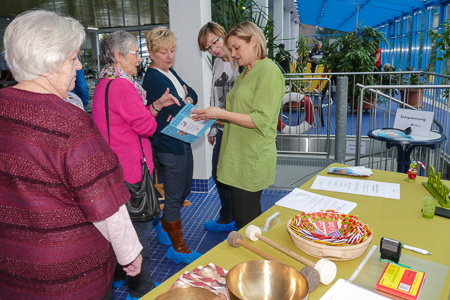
left=433, top=206, right=450, bottom=219
left=380, top=237, right=402, bottom=263
left=381, top=126, right=412, bottom=135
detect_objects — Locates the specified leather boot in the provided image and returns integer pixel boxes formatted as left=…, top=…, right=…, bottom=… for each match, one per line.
left=162, top=219, right=191, bottom=253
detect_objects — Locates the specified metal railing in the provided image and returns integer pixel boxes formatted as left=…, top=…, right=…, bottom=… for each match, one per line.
left=354, top=83, right=450, bottom=178
left=278, top=71, right=450, bottom=181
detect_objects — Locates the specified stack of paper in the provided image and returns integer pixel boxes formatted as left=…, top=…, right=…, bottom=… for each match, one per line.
left=328, top=166, right=373, bottom=177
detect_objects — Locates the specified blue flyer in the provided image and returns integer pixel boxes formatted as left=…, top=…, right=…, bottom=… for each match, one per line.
left=161, top=103, right=216, bottom=143
left=377, top=131, right=414, bottom=140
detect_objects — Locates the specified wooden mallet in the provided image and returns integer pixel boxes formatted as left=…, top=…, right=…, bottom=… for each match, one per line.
left=227, top=231, right=321, bottom=292
left=245, top=225, right=337, bottom=286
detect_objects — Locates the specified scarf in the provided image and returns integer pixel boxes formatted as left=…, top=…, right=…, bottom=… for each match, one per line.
left=100, top=65, right=147, bottom=105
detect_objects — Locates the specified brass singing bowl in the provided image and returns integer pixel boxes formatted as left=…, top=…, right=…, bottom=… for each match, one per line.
left=154, top=286, right=217, bottom=300
left=227, top=260, right=309, bottom=300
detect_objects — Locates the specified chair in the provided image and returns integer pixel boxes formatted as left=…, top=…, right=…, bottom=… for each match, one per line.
left=302, top=64, right=332, bottom=127
left=153, top=165, right=192, bottom=210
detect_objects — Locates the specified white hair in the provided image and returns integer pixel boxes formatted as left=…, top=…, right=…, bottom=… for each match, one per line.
left=3, top=10, right=85, bottom=82
left=100, top=31, right=139, bottom=65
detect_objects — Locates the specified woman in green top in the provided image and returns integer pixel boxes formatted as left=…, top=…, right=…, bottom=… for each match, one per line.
left=193, top=21, right=285, bottom=230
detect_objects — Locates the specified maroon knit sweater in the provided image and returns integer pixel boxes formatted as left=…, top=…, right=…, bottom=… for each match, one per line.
left=0, top=87, right=130, bottom=299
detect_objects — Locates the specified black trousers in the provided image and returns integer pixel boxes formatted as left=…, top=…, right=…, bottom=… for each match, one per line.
left=230, top=186, right=263, bottom=230
left=102, top=287, right=112, bottom=300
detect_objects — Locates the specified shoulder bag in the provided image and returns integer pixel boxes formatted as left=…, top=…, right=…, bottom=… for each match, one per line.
left=105, top=79, right=161, bottom=222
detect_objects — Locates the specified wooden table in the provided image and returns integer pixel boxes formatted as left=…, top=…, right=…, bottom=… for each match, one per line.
left=143, top=163, right=450, bottom=299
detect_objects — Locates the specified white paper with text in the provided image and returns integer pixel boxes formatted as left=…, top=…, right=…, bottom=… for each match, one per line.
left=310, top=175, right=400, bottom=199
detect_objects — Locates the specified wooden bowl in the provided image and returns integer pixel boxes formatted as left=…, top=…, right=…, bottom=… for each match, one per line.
left=287, top=219, right=373, bottom=261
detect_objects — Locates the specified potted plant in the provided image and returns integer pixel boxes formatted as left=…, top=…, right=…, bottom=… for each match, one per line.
left=398, top=66, right=429, bottom=108
left=428, top=19, right=450, bottom=107
left=320, top=26, right=387, bottom=110
left=295, top=36, right=309, bottom=73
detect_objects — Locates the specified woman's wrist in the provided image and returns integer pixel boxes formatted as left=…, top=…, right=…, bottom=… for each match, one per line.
left=152, top=101, right=162, bottom=112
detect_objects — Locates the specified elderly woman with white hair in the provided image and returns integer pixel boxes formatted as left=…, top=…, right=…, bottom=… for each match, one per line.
left=91, top=31, right=179, bottom=300
left=0, top=10, right=144, bottom=300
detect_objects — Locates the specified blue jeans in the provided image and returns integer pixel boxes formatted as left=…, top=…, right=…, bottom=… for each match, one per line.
left=156, top=143, right=193, bottom=222
left=212, top=130, right=234, bottom=223
left=113, top=221, right=155, bottom=298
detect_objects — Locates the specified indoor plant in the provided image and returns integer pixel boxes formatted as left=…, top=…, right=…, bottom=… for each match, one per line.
left=428, top=19, right=450, bottom=106
left=295, top=36, right=309, bottom=73
left=212, top=0, right=276, bottom=59
left=398, top=66, right=428, bottom=108
left=320, top=26, right=387, bottom=110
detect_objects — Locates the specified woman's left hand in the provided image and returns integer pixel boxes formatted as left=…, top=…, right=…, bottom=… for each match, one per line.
left=182, top=85, right=194, bottom=104
left=191, top=106, right=224, bottom=122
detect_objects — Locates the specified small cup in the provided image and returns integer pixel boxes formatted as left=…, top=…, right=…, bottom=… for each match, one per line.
left=422, top=197, right=438, bottom=219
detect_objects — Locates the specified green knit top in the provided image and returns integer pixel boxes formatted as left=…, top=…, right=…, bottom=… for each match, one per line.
left=217, top=59, right=285, bottom=192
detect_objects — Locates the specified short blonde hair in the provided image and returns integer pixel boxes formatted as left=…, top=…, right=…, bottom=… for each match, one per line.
left=225, top=21, right=266, bottom=60
left=4, top=10, right=85, bottom=82
left=146, top=26, right=177, bottom=54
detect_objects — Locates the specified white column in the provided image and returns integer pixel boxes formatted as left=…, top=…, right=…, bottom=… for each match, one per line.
left=273, top=0, right=285, bottom=45
left=290, top=11, right=300, bottom=59
left=168, top=0, right=213, bottom=184
left=283, top=5, right=290, bottom=47
left=291, top=21, right=300, bottom=60
left=254, top=0, right=269, bottom=29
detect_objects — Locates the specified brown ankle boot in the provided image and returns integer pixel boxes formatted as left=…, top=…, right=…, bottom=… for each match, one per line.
left=162, top=219, right=191, bottom=254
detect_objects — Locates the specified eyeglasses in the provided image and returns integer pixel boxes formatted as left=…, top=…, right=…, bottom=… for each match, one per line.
left=203, top=36, right=220, bottom=52
left=128, top=50, right=141, bottom=58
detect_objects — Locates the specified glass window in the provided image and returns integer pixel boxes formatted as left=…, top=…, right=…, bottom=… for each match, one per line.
left=431, top=6, right=440, bottom=29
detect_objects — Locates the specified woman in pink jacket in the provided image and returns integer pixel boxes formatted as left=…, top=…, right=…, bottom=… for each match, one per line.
left=92, top=31, right=179, bottom=300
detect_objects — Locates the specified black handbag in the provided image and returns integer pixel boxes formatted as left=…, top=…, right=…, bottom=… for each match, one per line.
left=105, top=79, right=161, bottom=222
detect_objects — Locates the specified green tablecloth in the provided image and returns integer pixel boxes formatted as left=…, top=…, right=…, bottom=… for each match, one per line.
left=143, top=163, right=450, bottom=299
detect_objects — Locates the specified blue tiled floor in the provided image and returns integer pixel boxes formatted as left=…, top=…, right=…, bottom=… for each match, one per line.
left=112, top=186, right=290, bottom=299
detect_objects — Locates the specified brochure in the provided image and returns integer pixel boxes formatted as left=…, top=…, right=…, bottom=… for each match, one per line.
left=328, top=166, right=373, bottom=177
left=161, top=103, right=216, bottom=143
left=377, top=130, right=414, bottom=140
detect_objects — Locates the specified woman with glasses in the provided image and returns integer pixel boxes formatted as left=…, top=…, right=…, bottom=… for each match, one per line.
left=92, top=31, right=180, bottom=300
left=197, top=22, right=240, bottom=232
left=142, top=26, right=202, bottom=265
left=193, top=21, right=285, bottom=230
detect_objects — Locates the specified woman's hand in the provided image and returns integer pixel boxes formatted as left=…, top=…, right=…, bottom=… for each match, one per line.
left=207, top=132, right=215, bottom=146
left=158, top=88, right=180, bottom=108
left=123, top=254, right=142, bottom=277
left=192, top=106, right=224, bottom=123
left=183, top=85, right=194, bottom=104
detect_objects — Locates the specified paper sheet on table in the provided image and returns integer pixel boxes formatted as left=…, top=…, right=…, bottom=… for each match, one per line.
left=319, top=279, right=390, bottom=300
left=310, top=175, right=400, bottom=199
left=275, top=188, right=357, bottom=214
